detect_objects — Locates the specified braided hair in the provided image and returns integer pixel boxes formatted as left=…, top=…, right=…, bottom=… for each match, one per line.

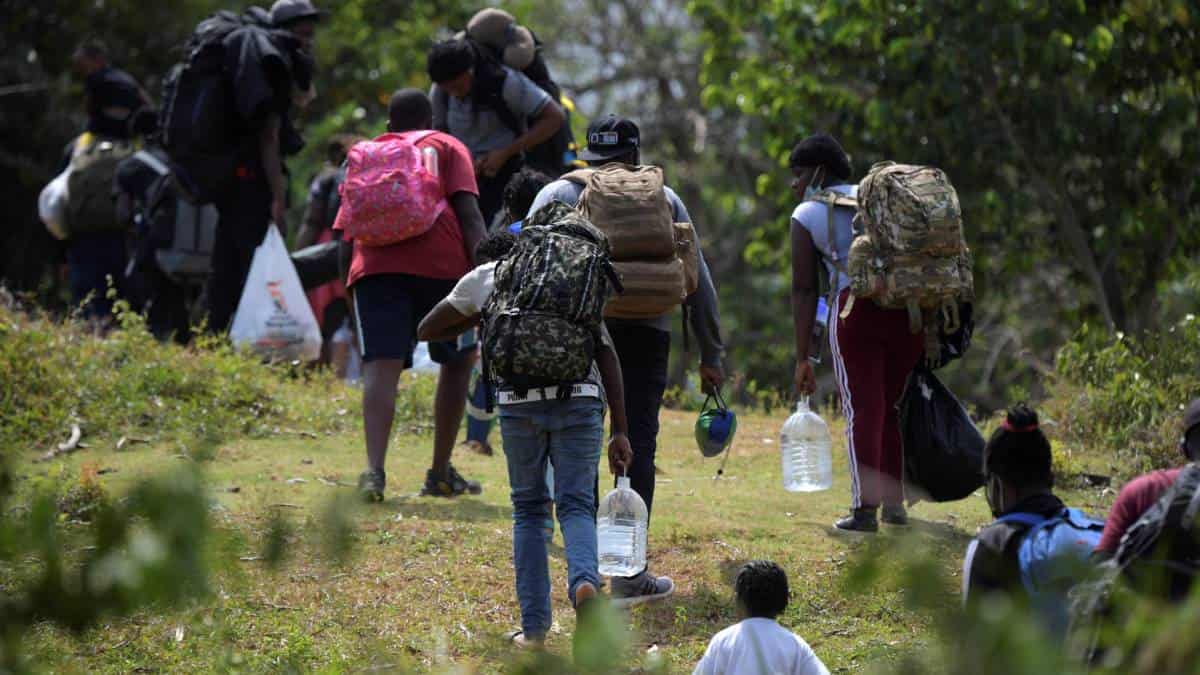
left=735, top=560, right=789, bottom=619
left=984, top=404, right=1053, bottom=489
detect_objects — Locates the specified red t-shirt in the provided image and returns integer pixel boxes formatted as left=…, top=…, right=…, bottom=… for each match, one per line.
left=1096, top=467, right=1183, bottom=553
left=336, top=130, right=479, bottom=286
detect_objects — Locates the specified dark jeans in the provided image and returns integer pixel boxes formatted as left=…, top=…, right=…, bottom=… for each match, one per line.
left=605, top=321, right=671, bottom=523
left=68, top=233, right=127, bottom=320
left=476, top=157, right=522, bottom=226
left=205, top=175, right=272, bottom=333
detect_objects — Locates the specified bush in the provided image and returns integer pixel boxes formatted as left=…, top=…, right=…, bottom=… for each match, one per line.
left=0, top=302, right=376, bottom=454
left=1047, top=316, right=1200, bottom=476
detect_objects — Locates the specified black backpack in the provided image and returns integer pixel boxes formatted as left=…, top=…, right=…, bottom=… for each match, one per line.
left=158, top=11, right=244, bottom=202
left=159, top=8, right=303, bottom=201
left=131, top=151, right=219, bottom=285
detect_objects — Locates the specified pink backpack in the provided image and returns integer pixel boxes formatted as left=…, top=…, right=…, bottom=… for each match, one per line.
left=334, top=131, right=448, bottom=247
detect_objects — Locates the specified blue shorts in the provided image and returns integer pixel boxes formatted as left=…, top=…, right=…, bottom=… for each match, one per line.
left=351, top=273, right=475, bottom=366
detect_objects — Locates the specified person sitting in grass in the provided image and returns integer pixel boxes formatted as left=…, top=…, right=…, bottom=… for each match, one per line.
left=693, top=560, right=830, bottom=675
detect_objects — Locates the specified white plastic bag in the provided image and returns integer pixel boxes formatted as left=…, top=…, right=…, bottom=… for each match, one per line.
left=38, top=167, right=72, bottom=240
left=229, top=225, right=322, bottom=361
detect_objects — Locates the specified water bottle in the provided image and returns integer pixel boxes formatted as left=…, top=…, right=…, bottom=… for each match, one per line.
left=780, top=396, right=834, bottom=492
left=597, top=476, right=648, bottom=577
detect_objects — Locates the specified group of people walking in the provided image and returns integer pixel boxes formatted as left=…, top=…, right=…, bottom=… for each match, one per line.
left=40, top=2, right=1200, bottom=671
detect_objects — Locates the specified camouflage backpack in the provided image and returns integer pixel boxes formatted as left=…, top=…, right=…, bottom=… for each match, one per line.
left=481, top=201, right=621, bottom=396
left=840, top=162, right=974, bottom=336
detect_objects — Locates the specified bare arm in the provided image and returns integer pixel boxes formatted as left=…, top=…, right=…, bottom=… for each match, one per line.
left=791, top=218, right=821, bottom=394
left=597, top=344, right=633, bottom=475
left=260, top=114, right=288, bottom=236
left=476, top=102, right=565, bottom=177
left=450, top=191, right=487, bottom=266
left=295, top=183, right=324, bottom=249
left=417, top=301, right=480, bottom=343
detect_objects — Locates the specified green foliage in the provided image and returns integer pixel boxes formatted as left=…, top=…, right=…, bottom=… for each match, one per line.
left=1048, top=315, right=1200, bottom=475
left=691, top=0, right=1200, bottom=403
left=0, top=302, right=361, bottom=454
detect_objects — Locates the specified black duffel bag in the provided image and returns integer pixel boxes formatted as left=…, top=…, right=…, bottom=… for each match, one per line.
left=898, top=367, right=985, bottom=503
left=291, top=240, right=341, bottom=291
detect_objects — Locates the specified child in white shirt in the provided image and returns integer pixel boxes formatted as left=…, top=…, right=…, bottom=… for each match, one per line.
left=693, top=561, right=830, bottom=675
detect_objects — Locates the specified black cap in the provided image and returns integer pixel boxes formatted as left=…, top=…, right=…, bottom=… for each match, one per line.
left=788, top=133, right=851, bottom=180
left=270, top=0, right=326, bottom=26
left=1184, top=399, right=1200, bottom=436
left=578, top=116, right=640, bottom=162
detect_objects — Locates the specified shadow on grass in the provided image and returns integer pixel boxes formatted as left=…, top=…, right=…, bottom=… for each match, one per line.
left=626, top=582, right=733, bottom=648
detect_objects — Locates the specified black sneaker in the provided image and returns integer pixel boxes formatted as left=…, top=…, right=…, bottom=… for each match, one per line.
left=611, top=570, right=675, bottom=609
left=358, top=468, right=386, bottom=503
left=834, top=507, right=879, bottom=533
left=881, top=504, right=909, bottom=526
left=420, top=464, right=482, bottom=497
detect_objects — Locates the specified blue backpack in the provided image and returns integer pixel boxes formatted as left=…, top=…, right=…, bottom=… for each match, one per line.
left=996, top=508, right=1105, bottom=634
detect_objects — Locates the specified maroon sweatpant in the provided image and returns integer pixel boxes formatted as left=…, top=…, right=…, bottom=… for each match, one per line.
left=830, top=290, right=925, bottom=509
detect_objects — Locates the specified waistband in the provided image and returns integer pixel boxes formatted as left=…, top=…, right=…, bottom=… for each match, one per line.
left=498, top=383, right=601, bottom=406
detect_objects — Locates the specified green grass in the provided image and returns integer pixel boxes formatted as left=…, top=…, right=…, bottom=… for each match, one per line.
left=7, top=389, right=1109, bottom=674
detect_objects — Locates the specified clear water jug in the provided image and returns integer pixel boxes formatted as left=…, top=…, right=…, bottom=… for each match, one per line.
left=780, top=396, right=834, bottom=492
left=597, top=476, right=648, bottom=577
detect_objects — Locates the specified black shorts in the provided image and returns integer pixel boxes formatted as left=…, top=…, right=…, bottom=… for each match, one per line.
left=351, top=273, right=475, bottom=366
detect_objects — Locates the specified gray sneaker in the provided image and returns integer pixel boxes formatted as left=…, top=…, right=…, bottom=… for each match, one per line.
left=611, top=570, right=675, bottom=609
left=358, top=468, right=386, bottom=502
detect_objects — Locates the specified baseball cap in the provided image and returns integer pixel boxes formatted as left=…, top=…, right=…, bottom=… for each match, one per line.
left=1184, top=398, right=1200, bottom=436
left=578, top=115, right=640, bottom=162
left=270, top=0, right=326, bottom=26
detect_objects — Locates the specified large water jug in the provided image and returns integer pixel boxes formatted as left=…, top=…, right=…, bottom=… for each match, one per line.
left=780, top=396, right=834, bottom=492
left=597, top=476, right=648, bottom=577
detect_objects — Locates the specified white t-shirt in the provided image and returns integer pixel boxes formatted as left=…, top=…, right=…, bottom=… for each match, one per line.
left=693, top=619, right=830, bottom=675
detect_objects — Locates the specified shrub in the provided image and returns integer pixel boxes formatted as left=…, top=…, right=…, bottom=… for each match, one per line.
left=1047, top=316, right=1200, bottom=476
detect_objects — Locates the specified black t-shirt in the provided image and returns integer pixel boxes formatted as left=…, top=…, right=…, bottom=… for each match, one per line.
left=85, top=66, right=144, bottom=139
left=963, top=493, right=1067, bottom=605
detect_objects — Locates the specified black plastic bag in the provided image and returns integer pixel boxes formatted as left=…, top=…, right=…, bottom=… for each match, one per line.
left=899, top=367, right=984, bottom=503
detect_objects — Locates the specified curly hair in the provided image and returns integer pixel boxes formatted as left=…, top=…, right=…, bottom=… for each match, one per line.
left=735, top=560, right=789, bottom=619
left=502, top=168, right=554, bottom=224
left=475, top=230, right=517, bottom=264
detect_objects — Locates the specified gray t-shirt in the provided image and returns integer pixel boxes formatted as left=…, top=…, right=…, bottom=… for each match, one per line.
left=431, top=67, right=552, bottom=157
left=791, top=184, right=857, bottom=294
left=527, top=178, right=726, bottom=368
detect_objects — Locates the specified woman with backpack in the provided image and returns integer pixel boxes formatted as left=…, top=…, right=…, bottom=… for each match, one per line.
left=788, top=133, right=925, bottom=532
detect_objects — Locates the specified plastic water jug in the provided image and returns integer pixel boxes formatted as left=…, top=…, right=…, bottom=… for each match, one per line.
left=780, top=396, right=833, bottom=492
left=597, top=476, right=648, bottom=577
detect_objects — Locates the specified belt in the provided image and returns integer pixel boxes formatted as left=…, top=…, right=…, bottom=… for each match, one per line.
left=497, top=383, right=601, bottom=405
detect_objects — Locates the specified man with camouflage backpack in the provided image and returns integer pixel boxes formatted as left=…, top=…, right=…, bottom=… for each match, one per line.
left=789, top=133, right=973, bottom=532
left=528, top=115, right=726, bottom=607
left=418, top=210, right=633, bottom=650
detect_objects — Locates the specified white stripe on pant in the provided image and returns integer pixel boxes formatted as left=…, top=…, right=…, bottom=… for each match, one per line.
left=829, top=291, right=863, bottom=508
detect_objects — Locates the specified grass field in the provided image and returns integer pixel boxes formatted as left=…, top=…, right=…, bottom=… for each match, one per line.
left=10, top=380, right=1111, bottom=674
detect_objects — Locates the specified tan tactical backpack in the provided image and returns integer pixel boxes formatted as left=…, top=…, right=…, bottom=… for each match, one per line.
left=563, top=164, right=698, bottom=318
left=837, top=162, right=973, bottom=334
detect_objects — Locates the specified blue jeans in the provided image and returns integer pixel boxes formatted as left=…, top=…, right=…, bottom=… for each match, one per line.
left=499, top=397, right=603, bottom=638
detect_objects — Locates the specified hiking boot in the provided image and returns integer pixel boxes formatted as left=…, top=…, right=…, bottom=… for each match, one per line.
left=420, top=464, right=482, bottom=497
left=357, top=468, right=386, bottom=503
left=881, top=504, right=909, bottom=526
left=611, top=570, right=675, bottom=609
left=834, top=507, right=879, bottom=533
left=459, top=439, right=494, bottom=456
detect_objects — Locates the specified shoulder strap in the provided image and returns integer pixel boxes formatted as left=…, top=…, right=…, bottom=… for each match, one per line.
left=561, top=168, right=594, bottom=186
left=133, top=150, right=171, bottom=177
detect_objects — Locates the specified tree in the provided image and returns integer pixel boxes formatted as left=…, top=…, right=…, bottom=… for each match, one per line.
left=691, top=0, right=1200, bottom=401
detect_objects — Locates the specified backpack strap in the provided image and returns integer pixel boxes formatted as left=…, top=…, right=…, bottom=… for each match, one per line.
left=810, top=189, right=855, bottom=323
left=995, top=511, right=1049, bottom=529
left=561, top=168, right=594, bottom=186
left=133, top=150, right=171, bottom=177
